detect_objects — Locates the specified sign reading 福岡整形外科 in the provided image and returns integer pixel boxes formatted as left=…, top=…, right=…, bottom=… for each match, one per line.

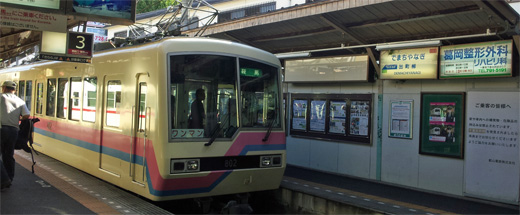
left=440, top=40, right=513, bottom=78
left=379, top=47, right=439, bottom=79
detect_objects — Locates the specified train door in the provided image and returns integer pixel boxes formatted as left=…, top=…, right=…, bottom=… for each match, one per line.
left=131, top=73, right=150, bottom=185
left=100, top=76, right=122, bottom=176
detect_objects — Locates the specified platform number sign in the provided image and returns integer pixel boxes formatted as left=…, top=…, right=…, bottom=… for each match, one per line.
left=67, top=32, right=93, bottom=57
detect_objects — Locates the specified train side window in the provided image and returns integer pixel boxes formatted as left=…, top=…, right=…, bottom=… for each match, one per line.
left=18, top=81, right=25, bottom=100
left=69, top=77, right=82, bottom=120
left=83, top=77, right=97, bottom=122
left=57, top=78, right=69, bottom=119
left=36, top=82, right=44, bottom=114
left=106, top=80, right=121, bottom=127
left=25, top=80, right=32, bottom=111
left=46, top=79, right=57, bottom=117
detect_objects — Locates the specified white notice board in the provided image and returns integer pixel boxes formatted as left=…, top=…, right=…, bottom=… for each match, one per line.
left=464, top=91, right=520, bottom=204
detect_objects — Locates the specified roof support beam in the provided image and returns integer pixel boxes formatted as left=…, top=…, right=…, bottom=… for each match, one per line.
left=365, top=47, right=379, bottom=74
left=348, top=6, right=482, bottom=29
left=319, top=14, right=366, bottom=44
left=251, top=27, right=336, bottom=43
left=514, top=35, right=520, bottom=57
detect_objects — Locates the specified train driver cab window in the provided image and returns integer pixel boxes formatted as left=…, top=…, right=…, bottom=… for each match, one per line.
left=106, top=80, right=121, bottom=127
left=169, top=55, right=237, bottom=139
left=46, top=79, right=57, bottom=117
left=239, top=59, right=281, bottom=129
left=83, top=77, right=97, bottom=122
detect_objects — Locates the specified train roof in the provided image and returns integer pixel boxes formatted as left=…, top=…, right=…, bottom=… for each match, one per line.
left=0, top=37, right=281, bottom=74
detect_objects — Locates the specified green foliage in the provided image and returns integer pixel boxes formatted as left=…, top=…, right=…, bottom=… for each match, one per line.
left=136, top=0, right=178, bottom=14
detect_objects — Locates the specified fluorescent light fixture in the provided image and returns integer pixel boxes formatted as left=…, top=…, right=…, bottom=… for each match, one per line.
left=275, top=52, right=310, bottom=59
left=376, top=40, right=441, bottom=51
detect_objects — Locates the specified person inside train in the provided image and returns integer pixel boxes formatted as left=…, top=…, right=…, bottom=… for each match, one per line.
left=188, top=88, right=205, bottom=129
left=1, top=81, right=30, bottom=185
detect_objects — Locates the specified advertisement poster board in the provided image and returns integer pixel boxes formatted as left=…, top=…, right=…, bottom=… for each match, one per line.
left=380, top=47, right=439, bottom=79
left=420, top=93, right=464, bottom=158
left=464, top=91, right=519, bottom=204
left=350, top=101, right=370, bottom=136
left=329, top=101, right=347, bottom=134
left=389, top=100, right=413, bottom=139
left=292, top=99, right=307, bottom=130
left=310, top=100, right=326, bottom=132
left=440, top=40, right=513, bottom=79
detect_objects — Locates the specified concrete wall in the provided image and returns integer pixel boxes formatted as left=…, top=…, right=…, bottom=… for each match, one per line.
left=286, top=75, right=520, bottom=197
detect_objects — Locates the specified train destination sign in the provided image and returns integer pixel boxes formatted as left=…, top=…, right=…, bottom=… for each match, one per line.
left=380, top=47, right=439, bottom=79
left=440, top=40, right=513, bottom=79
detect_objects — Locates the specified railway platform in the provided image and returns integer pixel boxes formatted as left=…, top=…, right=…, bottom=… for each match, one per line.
left=2, top=151, right=519, bottom=214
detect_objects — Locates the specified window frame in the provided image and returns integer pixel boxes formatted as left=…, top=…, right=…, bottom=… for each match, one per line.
left=290, top=93, right=372, bottom=144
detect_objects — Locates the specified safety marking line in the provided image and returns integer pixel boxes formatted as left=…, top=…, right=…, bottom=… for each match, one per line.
left=282, top=177, right=455, bottom=215
left=14, top=153, right=121, bottom=214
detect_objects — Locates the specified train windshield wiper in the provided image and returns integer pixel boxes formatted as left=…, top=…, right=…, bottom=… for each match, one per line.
left=262, top=110, right=277, bottom=142
left=205, top=123, right=223, bottom=146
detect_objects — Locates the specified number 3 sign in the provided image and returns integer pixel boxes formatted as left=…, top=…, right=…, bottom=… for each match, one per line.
left=67, top=32, right=94, bottom=57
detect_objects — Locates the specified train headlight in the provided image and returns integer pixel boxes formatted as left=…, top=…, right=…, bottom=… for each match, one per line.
left=170, top=159, right=200, bottom=174
left=261, top=157, right=271, bottom=167
left=187, top=160, right=199, bottom=171
left=260, top=155, right=282, bottom=168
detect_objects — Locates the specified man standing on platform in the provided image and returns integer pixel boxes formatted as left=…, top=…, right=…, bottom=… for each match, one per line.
left=1, top=81, right=30, bottom=185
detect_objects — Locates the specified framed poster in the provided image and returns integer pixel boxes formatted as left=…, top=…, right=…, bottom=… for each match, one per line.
left=329, top=100, right=347, bottom=134
left=310, top=100, right=326, bottom=132
left=349, top=100, right=370, bottom=136
left=389, top=100, right=413, bottom=139
left=292, top=99, right=308, bottom=130
left=420, top=93, right=464, bottom=158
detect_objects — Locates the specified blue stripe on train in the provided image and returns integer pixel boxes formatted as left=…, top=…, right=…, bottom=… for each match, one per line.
left=34, top=127, right=284, bottom=196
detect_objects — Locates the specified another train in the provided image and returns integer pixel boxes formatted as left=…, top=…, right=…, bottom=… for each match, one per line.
left=0, top=37, right=286, bottom=204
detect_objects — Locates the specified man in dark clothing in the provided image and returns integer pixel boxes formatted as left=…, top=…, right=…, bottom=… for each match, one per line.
left=189, top=88, right=206, bottom=129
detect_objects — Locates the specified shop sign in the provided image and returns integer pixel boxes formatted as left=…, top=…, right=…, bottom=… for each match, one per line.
left=0, top=7, right=67, bottom=32
left=285, top=55, right=369, bottom=82
left=380, top=47, right=439, bottom=79
left=440, top=40, right=513, bottom=78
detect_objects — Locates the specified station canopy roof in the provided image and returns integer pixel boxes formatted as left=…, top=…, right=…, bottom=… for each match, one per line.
left=183, top=0, right=520, bottom=56
left=1, top=0, right=519, bottom=61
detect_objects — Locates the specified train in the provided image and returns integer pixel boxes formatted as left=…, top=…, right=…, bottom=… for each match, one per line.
left=0, top=37, right=286, bottom=206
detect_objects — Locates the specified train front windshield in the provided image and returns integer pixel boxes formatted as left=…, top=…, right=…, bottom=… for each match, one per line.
left=169, top=55, right=281, bottom=140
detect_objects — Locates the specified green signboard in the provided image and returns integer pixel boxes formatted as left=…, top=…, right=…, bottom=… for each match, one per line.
left=240, top=68, right=262, bottom=77
left=440, top=40, right=513, bottom=79
left=420, top=93, right=464, bottom=158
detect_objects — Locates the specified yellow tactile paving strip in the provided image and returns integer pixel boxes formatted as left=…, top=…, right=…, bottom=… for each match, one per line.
left=283, top=176, right=456, bottom=215
left=15, top=153, right=121, bottom=215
